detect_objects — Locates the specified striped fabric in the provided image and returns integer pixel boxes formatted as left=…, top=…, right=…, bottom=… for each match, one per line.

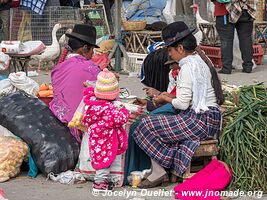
left=94, top=68, right=119, bottom=100
left=132, top=107, right=221, bottom=177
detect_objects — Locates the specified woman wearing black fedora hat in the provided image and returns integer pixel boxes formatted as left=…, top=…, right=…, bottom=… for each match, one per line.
left=50, top=24, right=101, bottom=143
left=130, top=21, right=224, bottom=188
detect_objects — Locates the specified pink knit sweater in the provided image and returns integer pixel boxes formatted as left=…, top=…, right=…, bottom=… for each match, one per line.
left=82, top=87, right=129, bottom=170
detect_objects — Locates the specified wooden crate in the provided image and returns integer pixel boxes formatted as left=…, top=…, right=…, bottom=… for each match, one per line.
left=199, top=23, right=221, bottom=47
left=198, top=22, right=267, bottom=52
left=123, top=30, right=162, bottom=54
left=254, top=22, right=267, bottom=45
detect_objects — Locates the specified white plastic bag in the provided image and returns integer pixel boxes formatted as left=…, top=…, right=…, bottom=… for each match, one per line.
left=47, top=170, right=86, bottom=185
left=0, top=79, right=16, bottom=97
left=8, top=72, right=39, bottom=96
left=0, top=125, right=16, bottom=137
left=0, top=41, right=22, bottom=54
left=0, top=52, right=10, bottom=71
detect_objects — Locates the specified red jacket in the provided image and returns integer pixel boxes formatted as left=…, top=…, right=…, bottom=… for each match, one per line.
left=214, top=2, right=228, bottom=16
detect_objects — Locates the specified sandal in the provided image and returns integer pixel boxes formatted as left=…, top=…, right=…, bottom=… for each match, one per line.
left=138, top=174, right=169, bottom=188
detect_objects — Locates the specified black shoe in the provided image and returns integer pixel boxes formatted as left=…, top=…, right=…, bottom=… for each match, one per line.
left=242, top=68, right=252, bottom=73
left=218, top=69, right=231, bottom=74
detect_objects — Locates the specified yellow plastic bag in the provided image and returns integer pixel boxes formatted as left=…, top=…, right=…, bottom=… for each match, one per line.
left=68, top=99, right=87, bottom=132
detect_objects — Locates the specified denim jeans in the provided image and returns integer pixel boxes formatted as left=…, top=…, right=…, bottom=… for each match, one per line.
left=216, top=10, right=254, bottom=72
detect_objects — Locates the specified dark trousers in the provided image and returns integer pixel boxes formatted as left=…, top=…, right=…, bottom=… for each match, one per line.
left=216, top=10, right=254, bottom=72
left=103, top=0, right=114, bottom=33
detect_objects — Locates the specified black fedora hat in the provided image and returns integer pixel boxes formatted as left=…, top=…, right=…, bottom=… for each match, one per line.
left=162, top=21, right=195, bottom=47
left=66, top=24, right=100, bottom=48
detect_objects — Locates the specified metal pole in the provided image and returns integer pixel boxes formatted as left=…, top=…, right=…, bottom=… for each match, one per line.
left=114, top=0, right=122, bottom=72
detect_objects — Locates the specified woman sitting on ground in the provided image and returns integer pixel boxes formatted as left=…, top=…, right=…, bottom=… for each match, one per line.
left=49, top=24, right=100, bottom=143
left=130, top=21, right=224, bottom=188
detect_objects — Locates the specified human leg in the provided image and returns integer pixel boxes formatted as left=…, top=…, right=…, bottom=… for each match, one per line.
left=215, top=15, right=235, bottom=74
left=124, top=121, right=151, bottom=185
left=103, top=0, right=113, bottom=33
left=93, top=167, right=113, bottom=191
left=235, top=10, right=253, bottom=73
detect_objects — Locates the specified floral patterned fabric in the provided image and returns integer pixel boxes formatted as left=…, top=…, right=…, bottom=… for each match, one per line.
left=82, top=87, right=129, bottom=170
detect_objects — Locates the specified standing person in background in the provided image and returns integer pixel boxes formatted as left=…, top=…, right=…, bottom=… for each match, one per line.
left=213, top=0, right=256, bottom=74
left=88, top=0, right=114, bottom=33
left=122, top=0, right=167, bottom=25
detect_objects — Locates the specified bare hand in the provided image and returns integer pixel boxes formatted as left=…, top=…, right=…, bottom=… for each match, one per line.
left=153, top=92, right=175, bottom=104
left=90, top=2, right=96, bottom=8
left=143, top=87, right=161, bottom=97
left=153, top=94, right=167, bottom=104
left=161, top=92, right=175, bottom=98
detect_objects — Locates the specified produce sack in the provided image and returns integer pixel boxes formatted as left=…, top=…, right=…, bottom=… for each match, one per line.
left=0, top=91, right=80, bottom=176
left=0, top=136, right=28, bottom=182
left=76, top=132, right=125, bottom=187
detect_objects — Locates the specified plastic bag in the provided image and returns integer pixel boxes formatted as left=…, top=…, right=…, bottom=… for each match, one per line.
left=0, top=52, right=10, bottom=71
left=47, top=170, right=86, bottom=185
left=0, top=91, right=80, bottom=176
left=8, top=72, right=39, bottom=96
left=0, top=136, right=28, bottom=182
left=0, top=125, right=16, bottom=137
left=0, top=79, right=16, bottom=97
left=68, top=98, right=87, bottom=132
left=75, top=133, right=125, bottom=187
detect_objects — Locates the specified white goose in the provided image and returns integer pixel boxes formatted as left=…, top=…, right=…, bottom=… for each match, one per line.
left=58, top=28, right=72, bottom=53
left=31, top=23, right=62, bottom=71
left=191, top=3, right=209, bottom=29
left=191, top=3, right=209, bottom=45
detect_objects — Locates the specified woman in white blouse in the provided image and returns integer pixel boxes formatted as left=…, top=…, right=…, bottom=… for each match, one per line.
left=131, top=21, right=224, bottom=188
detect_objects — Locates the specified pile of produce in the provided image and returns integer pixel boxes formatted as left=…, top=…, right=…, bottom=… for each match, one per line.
left=37, top=83, right=53, bottom=97
left=220, top=83, right=267, bottom=191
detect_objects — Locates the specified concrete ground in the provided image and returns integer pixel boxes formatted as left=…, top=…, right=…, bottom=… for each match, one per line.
left=1, top=58, right=267, bottom=200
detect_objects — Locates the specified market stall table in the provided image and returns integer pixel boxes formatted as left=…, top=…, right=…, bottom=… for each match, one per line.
left=8, top=54, right=31, bottom=76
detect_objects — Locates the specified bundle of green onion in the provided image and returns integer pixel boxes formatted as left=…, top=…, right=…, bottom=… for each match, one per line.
left=220, top=83, right=267, bottom=191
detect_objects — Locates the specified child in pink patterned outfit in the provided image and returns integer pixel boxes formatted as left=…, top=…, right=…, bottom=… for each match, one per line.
left=82, top=68, right=129, bottom=192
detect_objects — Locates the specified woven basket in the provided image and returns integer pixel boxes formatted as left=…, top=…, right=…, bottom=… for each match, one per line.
left=122, top=3, right=147, bottom=31
left=122, top=20, right=147, bottom=31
